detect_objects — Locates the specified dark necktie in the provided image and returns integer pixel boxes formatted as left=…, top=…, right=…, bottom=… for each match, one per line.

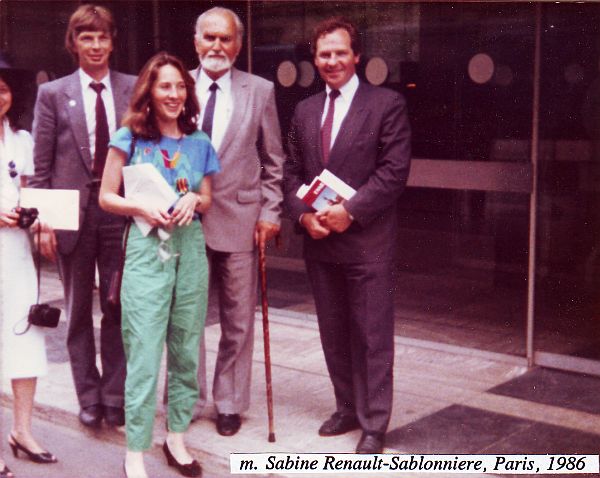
left=201, top=82, right=219, bottom=139
left=90, top=82, right=109, bottom=178
left=321, top=89, right=340, bottom=164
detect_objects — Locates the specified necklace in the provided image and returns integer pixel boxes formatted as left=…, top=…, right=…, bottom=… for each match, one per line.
left=160, top=135, right=183, bottom=169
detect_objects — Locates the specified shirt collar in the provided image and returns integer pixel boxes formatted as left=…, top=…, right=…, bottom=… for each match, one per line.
left=79, top=68, right=111, bottom=92
left=325, top=74, right=359, bottom=102
left=198, top=68, right=232, bottom=94
left=1, top=118, right=16, bottom=147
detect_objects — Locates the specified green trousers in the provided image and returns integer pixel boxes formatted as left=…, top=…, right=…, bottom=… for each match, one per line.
left=121, top=221, right=208, bottom=451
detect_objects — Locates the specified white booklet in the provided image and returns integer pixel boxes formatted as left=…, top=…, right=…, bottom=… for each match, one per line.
left=20, top=188, right=79, bottom=230
left=122, top=163, right=178, bottom=236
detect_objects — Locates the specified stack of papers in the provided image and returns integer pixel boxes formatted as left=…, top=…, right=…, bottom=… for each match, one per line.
left=122, top=163, right=178, bottom=236
left=20, top=188, right=79, bottom=230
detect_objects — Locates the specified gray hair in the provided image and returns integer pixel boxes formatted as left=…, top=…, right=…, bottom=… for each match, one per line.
left=194, top=7, right=244, bottom=44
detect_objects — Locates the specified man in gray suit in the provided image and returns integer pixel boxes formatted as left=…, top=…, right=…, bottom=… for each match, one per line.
left=191, top=6, right=285, bottom=436
left=30, top=4, right=135, bottom=428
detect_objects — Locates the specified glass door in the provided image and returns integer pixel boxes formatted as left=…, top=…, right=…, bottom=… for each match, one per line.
left=534, top=2, right=600, bottom=374
left=252, top=1, right=536, bottom=357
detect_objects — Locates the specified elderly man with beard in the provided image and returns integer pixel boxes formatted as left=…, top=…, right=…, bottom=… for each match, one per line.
left=189, top=6, right=285, bottom=437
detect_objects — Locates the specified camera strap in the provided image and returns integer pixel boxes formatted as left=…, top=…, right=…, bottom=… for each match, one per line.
left=13, top=227, right=43, bottom=335
left=35, top=226, right=42, bottom=304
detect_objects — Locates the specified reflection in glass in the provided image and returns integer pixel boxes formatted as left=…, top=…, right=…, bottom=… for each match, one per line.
left=298, top=61, right=315, bottom=88
left=365, top=57, right=388, bottom=86
left=468, top=53, right=494, bottom=85
left=277, top=60, right=297, bottom=87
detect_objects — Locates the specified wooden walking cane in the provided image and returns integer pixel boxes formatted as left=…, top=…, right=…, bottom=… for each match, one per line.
left=259, top=237, right=276, bottom=442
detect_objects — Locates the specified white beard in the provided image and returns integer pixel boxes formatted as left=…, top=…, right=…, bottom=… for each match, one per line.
left=200, top=54, right=233, bottom=74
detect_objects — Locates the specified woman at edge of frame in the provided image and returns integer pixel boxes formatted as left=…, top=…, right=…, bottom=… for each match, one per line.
left=0, top=60, right=59, bottom=478
left=99, top=52, right=220, bottom=478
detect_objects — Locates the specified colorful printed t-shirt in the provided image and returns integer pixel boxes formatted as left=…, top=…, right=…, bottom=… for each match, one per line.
left=109, top=127, right=220, bottom=197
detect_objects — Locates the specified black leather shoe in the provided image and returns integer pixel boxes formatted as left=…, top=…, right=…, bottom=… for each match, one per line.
left=0, top=465, right=13, bottom=478
left=162, top=442, right=202, bottom=477
left=79, top=405, right=103, bottom=428
left=104, top=406, right=125, bottom=426
left=216, top=413, right=241, bottom=436
left=318, top=412, right=360, bottom=436
left=355, top=432, right=385, bottom=454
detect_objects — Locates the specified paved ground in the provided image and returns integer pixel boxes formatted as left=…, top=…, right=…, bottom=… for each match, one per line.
left=1, top=263, right=600, bottom=477
left=0, top=413, right=237, bottom=478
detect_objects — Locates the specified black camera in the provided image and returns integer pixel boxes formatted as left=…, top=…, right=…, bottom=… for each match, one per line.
left=15, top=207, right=39, bottom=229
left=28, top=303, right=61, bottom=328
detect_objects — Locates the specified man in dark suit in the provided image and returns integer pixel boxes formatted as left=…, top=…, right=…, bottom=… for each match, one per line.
left=283, top=17, right=411, bottom=454
left=30, top=4, right=135, bottom=428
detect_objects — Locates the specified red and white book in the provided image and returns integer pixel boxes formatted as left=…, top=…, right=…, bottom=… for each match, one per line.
left=296, top=169, right=356, bottom=211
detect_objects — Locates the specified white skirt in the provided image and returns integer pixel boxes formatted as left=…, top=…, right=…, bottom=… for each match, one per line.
left=1, top=228, right=48, bottom=379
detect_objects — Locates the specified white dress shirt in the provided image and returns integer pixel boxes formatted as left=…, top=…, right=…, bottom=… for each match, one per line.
left=321, top=74, right=360, bottom=150
left=195, top=69, right=233, bottom=152
left=78, top=69, right=116, bottom=159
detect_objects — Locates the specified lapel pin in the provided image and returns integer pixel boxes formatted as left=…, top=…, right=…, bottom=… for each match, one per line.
left=69, top=99, right=77, bottom=107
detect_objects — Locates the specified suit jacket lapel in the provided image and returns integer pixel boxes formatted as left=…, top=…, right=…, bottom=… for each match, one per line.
left=218, top=68, right=250, bottom=158
left=64, top=73, right=93, bottom=174
left=308, top=91, right=327, bottom=167
left=111, top=71, right=131, bottom=126
left=327, top=83, right=369, bottom=171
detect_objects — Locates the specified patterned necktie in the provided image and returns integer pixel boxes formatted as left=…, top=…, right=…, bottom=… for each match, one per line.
left=201, top=82, right=219, bottom=139
left=321, top=89, right=340, bottom=164
left=90, top=82, right=109, bottom=177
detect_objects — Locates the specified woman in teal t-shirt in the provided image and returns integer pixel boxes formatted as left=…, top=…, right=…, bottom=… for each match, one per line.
left=100, top=52, right=219, bottom=478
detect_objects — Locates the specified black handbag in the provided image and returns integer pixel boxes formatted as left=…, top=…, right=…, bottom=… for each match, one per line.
left=107, top=220, right=131, bottom=309
left=107, top=135, right=137, bottom=310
